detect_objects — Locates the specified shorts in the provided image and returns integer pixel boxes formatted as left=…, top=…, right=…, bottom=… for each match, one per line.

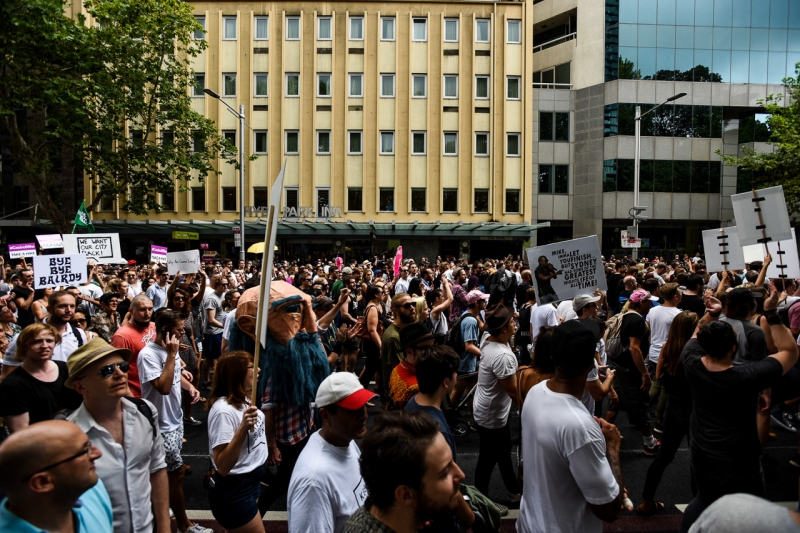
left=162, top=426, right=184, bottom=472
left=203, top=333, right=223, bottom=360
left=458, top=352, right=477, bottom=373
left=208, top=464, right=267, bottom=530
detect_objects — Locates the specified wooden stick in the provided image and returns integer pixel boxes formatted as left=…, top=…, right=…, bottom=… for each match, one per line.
left=752, top=188, right=770, bottom=257
left=251, top=205, right=275, bottom=405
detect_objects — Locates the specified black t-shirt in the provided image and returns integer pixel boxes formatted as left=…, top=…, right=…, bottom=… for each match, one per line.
left=719, top=316, right=768, bottom=365
left=615, top=312, right=650, bottom=369
left=681, top=338, right=783, bottom=462
left=0, top=361, right=82, bottom=423
left=608, top=273, right=624, bottom=299
left=11, top=286, right=35, bottom=329
left=516, top=282, right=531, bottom=309
left=678, top=294, right=706, bottom=318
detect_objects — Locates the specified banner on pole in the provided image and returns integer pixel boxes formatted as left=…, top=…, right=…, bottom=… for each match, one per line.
left=33, top=254, right=87, bottom=288
left=743, top=228, right=800, bottom=279
left=150, top=245, right=168, bottom=263
left=8, top=243, right=36, bottom=259
left=526, top=236, right=607, bottom=305
left=166, top=250, right=201, bottom=276
left=62, top=233, right=124, bottom=264
left=701, top=227, right=745, bottom=272
left=36, top=234, right=64, bottom=250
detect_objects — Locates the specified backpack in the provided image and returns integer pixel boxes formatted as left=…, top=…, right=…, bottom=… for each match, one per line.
left=445, top=314, right=470, bottom=352
left=604, top=311, right=628, bottom=359
left=779, top=298, right=800, bottom=328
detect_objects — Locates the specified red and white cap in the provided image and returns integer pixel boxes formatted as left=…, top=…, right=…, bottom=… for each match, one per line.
left=315, top=372, right=377, bottom=410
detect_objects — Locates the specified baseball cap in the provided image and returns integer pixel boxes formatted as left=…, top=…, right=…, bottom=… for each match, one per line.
left=315, top=372, right=377, bottom=410
left=573, top=294, right=601, bottom=312
left=630, top=289, right=659, bottom=303
left=342, top=266, right=353, bottom=274
left=400, top=322, right=434, bottom=350
left=465, top=289, right=490, bottom=305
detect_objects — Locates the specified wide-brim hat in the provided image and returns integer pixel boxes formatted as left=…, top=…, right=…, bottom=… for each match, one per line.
left=65, top=337, right=132, bottom=388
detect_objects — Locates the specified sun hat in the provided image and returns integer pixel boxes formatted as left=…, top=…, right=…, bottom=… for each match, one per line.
left=65, top=337, right=132, bottom=388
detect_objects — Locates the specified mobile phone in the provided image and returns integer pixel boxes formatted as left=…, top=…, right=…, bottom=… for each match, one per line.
left=161, top=328, right=169, bottom=340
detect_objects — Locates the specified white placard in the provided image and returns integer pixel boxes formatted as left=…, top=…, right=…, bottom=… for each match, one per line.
left=526, top=235, right=608, bottom=305
left=743, top=228, right=800, bottom=279
left=731, top=186, right=793, bottom=246
left=701, top=227, right=746, bottom=272
left=166, top=250, right=201, bottom=276
left=36, top=234, right=64, bottom=249
left=62, top=233, right=125, bottom=264
left=32, top=254, right=87, bottom=289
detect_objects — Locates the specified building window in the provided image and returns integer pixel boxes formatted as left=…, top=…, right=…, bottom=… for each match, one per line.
left=380, top=74, right=395, bottom=98
left=223, top=73, right=236, bottom=97
left=443, top=132, right=457, bottom=155
left=161, top=190, right=175, bottom=210
left=129, top=129, right=143, bottom=148
left=221, top=187, right=237, bottom=211
left=534, top=62, right=571, bottom=89
left=255, top=16, right=268, bottom=40
left=348, top=131, right=362, bottom=154
left=540, top=112, right=570, bottom=141
left=254, top=73, right=268, bottom=97
left=349, top=74, right=363, bottom=97
left=475, top=132, right=489, bottom=156
left=192, top=131, right=204, bottom=152
left=286, top=73, right=299, bottom=96
left=381, top=17, right=395, bottom=41
left=412, top=18, right=427, bottom=41
left=285, top=188, right=299, bottom=210
left=285, top=130, right=299, bottom=154
left=286, top=17, right=300, bottom=40
left=380, top=131, right=395, bottom=154
left=506, top=189, right=520, bottom=213
left=223, top=16, right=237, bottom=40
left=507, top=133, right=520, bottom=156
left=99, top=196, right=114, bottom=212
left=193, top=74, right=205, bottom=96
left=317, top=73, right=331, bottom=97
left=254, top=131, right=268, bottom=154
left=192, top=188, right=206, bottom=211
left=507, top=76, right=520, bottom=100
left=161, top=130, right=174, bottom=148
left=350, top=17, right=363, bottom=40
left=475, top=76, right=489, bottom=99
left=222, top=130, right=236, bottom=155
left=507, top=20, right=521, bottom=44
left=474, top=189, right=489, bottom=213
left=348, top=188, right=363, bottom=211
left=444, top=18, right=458, bottom=42
left=317, top=130, right=330, bottom=154
left=193, top=16, right=205, bottom=40
left=442, top=189, right=458, bottom=212
left=317, top=188, right=330, bottom=217
left=253, top=186, right=268, bottom=207
left=318, top=16, right=331, bottom=40
left=411, top=188, right=426, bottom=212
left=476, top=19, right=490, bottom=43
left=603, top=159, right=720, bottom=194
left=411, top=131, right=426, bottom=155
left=412, top=74, right=427, bottom=98
left=539, top=164, right=569, bottom=194
left=443, top=75, right=458, bottom=99
left=379, top=188, right=395, bottom=212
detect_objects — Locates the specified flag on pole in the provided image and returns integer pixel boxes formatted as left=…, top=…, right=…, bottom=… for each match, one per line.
left=73, top=200, right=95, bottom=233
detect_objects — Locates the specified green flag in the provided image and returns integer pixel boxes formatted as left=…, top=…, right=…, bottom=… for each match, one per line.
left=73, top=200, right=95, bottom=233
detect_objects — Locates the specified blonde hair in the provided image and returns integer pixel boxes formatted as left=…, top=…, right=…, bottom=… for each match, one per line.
left=414, top=298, right=427, bottom=323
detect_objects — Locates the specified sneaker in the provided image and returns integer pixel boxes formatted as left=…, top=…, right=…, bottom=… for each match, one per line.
left=771, top=407, right=798, bottom=433
left=180, top=525, right=213, bottom=533
left=494, top=503, right=509, bottom=517
left=183, top=417, right=202, bottom=426
left=653, top=422, right=664, bottom=435
left=508, top=492, right=522, bottom=504
left=450, top=426, right=467, bottom=437
left=643, top=438, right=662, bottom=456
left=169, top=509, right=174, bottom=519
left=790, top=453, right=800, bottom=468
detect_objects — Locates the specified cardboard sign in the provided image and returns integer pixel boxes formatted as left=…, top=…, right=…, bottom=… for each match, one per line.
left=743, top=228, right=800, bottom=279
left=526, top=236, right=607, bottom=305
left=62, top=233, right=125, bottom=264
left=8, top=243, right=36, bottom=259
left=33, top=254, right=87, bottom=289
left=151, top=245, right=168, bottom=263
left=36, top=234, right=64, bottom=250
left=731, top=186, right=793, bottom=246
left=166, top=250, right=201, bottom=276
left=701, top=227, right=746, bottom=272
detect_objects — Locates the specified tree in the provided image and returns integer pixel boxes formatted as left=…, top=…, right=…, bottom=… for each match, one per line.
left=0, top=0, right=225, bottom=233
left=719, top=64, right=800, bottom=213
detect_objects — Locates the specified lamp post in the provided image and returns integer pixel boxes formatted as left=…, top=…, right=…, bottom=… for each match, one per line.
left=632, top=92, right=687, bottom=260
left=204, top=88, right=246, bottom=263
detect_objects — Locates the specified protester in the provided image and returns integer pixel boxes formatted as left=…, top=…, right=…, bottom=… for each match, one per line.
left=529, top=300, right=558, bottom=353
left=90, top=292, right=122, bottom=343
left=146, top=267, right=171, bottom=311
left=448, top=268, right=469, bottom=324
left=380, top=293, right=416, bottom=399
left=31, top=287, right=53, bottom=323
left=645, top=282, right=683, bottom=430
left=426, top=277, right=453, bottom=338
left=389, top=322, right=435, bottom=410
left=111, top=294, right=156, bottom=398
left=11, top=267, right=35, bottom=328
left=448, top=290, right=487, bottom=409
left=200, top=275, right=227, bottom=388
left=0, top=294, right=21, bottom=364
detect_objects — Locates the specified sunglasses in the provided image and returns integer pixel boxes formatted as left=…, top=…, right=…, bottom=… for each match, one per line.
left=400, top=302, right=415, bottom=309
left=96, top=360, right=130, bottom=378
left=71, top=318, right=88, bottom=325
left=173, top=296, right=186, bottom=302
left=21, top=442, right=94, bottom=482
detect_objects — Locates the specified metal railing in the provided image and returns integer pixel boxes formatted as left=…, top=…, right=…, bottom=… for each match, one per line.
left=533, top=32, right=576, bottom=53
left=533, top=82, right=573, bottom=89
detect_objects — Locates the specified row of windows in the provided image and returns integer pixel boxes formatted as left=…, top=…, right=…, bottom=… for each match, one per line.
left=169, top=187, right=522, bottom=214
left=738, top=113, right=772, bottom=143
left=602, top=159, right=722, bottom=193
left=197, top=15, right=523, bottom=44
left=604, top=104, right=723, bottom=138
left=540, top=112, right=570, bottom=142
left=617, top=0, right=800, bottom=30
left=193, top=72, right=522, bottom=100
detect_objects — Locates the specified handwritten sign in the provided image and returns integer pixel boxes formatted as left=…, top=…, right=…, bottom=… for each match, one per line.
left=62, top=233, right=124, bottom=264
left=526, top=236, right=607, bottom=305
left=151, top=245, right=168, bottom=263
left=8, top=243, right=36, bottom=259
left=36, top=234, right=64, bottom=250
left=166, top=250, right=201, bottom=276
left=33, top=254, right=87, bottom=289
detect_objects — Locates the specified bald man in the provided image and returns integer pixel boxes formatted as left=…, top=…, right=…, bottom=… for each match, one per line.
left=0, top=420, right=113, bottom=531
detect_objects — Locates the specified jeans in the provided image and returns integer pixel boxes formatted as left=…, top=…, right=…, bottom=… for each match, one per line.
left=475, top=422, right=520, bottom=498
left=258, top=434, right=310, bottom=513
left=641, top=397, right=691, bottom=501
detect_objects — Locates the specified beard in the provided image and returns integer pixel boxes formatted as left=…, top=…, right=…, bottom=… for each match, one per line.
left=414, top=487, right=461, bottom=524
left=399, top=312, right=416, bottom=325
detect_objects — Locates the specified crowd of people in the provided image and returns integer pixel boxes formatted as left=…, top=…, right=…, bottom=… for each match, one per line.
left=0, top=249, right=799, bottom=533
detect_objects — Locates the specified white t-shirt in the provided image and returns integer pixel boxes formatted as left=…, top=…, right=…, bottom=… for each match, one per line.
left=473, top=341, right=518, bottom=429
left=222, top=312, right=237, bottom=341
left=138, top=343, right=183, bottom=432
left=646, top=305, right=682, bottom=363
left=208, top=398, right=267, bottom=475
left=79, top=283, right=104, bottom=315
left=287, top=432, right=368, bottom=533
left=127, top=281, right=143, bottom=299
left=556, top=300, right=577, bottom=322
left=518, top=382, right=618, bottom=533
left=530, top=303, right=559, bottom=352
left=707, top=273, right=720, bottom=290
left=394, top=278, right=409, bottom=294
left=581, top=361, right=600, bottom=414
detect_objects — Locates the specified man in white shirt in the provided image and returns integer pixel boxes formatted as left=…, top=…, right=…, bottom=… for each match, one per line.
left=518, top=320, right=626, bottom=533
left=287, top=373, right=377, bottom=533
left=530, top=302, right=559, bottom=353
left=556, top=299, right=577, bottom=322
left=126, top=270, right=143, bottom=298
left=393, top=266, right=410, bottom=294
left=80, top=264, right=104, bottom=316
left=146, top=268, right=171, bottom=311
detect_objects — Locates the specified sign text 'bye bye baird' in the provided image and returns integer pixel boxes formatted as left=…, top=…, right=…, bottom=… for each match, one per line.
left=33, top=254, right=88, bottom=289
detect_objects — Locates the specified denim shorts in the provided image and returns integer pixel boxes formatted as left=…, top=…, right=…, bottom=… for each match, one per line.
left=208, top=463, right=267, bottom=530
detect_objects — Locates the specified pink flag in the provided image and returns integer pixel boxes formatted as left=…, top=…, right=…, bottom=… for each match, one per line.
left=335, top=256, right=343, bottom=271
left=393, top=246, right=403, bottom=277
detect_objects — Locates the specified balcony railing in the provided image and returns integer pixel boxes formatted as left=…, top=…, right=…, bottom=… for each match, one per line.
left=533, top=82, right=573, bottom=90
left=533, top=32, right=576, bottom=53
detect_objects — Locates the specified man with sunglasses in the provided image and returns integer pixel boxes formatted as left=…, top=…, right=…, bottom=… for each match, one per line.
left=0, top=420, right=113, bottom=532
left=66, top=337, right=171, bottom=533
left=125, top=269, right=143, bottom=298
left=146, top=268, right=171, bottom=311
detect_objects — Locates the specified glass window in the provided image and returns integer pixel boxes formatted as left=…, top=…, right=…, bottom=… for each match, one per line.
left=413, top=18, right=427, bottom=41
left=639, top=0, right=657, bottom=24
left=506, top=189, right=520, bottom=213
left=445, top=18, right=458, bottom=42
left=507, top=20, right=521, bottom=43
left=638, top=47, right=657, bottom=79
left=443, top=189, right=458, bottom=212
left=194, top=16, right=205, bottom=40
left=603, top=160, right=617, bottom=192
left=224, top=16, right=237, bottom=40
left=317, top=189, right=330, bottom=217
left=731, top=50, right=750, bottom=82
left=639, top=24, right=657, bottom=48
left=709, top=162, right=721, bottom=193
left=475, top=76, right=489, bottom=99
left=192, top=188, right=205, bottom=211
left=750, top=50, right=769, bottom=83
left=253, top=187, right=268, bottom=207
left=690, top=161, right=710, bottom=193
left=752, top=0, right=770, bottom=27
left=658, top=0, right=676, bottom=25
left=732, top=0, right=751, bottom=27
left=475, top=132, right=489, bottom=156
left=768, top=51, right=788, bottom=83
left=657, top=25, right=675, bottom=48
left=286, top=17, right=300, bottom=40
left=507, top=133, right=520, bottom=156
left=255, top=16, right=268, bottom=40
left=382, top=17, right=395, bottom=41
left=714, top=0, right=733, bottom=26
left=675, top=26, right=694, bottom=49
left=695, top=0, right=713, bottom=26
left=254, top=131, right=267, bottom=154
left=772, top=0, right=790, bottom=28
left=619, top=0, right=638, bottom=24
left=675, top=0, right=695, bottom=25
left=254, top=74, right=268, bottom=97
left=476, top=19, right=490, bottom=43
left=620, top=24, right=638, bottom=47
left=412, top=132, right=426, bottom=155
left=193, top=74, right=205, bottom=96
left=222, top=130, right=236, bottom=153
left=285, top=130, right=299, bottom=154
left=348, top=188, right=363, bottom=211
left=349, top=131, right=362, bottom=154
left=317, top=73, right=331, bottom=97
left=443, top=75, right=458, bottom=98
left=540, top=112, right=553, bottom=141
left=318, top=17, right=331, bottom=40
left=161, top=189, right=175, bottom=210
left=555, top=63, right=571, bottom=86
left=350, top=17, right=363, bottom=40
left=381, top=74, right=395, bottom=97
left=507, top=76, right=520, bottom=99
left=286, top=73, right=299, bottom=96
left=443, top=132, right=457, bottom=155
left=412, top=74, right=427, bottom=97
left=223, top=73, right=236, bottom=96
left=349, top=74, right=363, bottom=97
left=554, top=165, right=569, bottom=194
left=538, top=165, right=552, bottom=193
left=555, top=113, right=569, bottom=141
left=379, top=188, right=394, bottom=212
left=474, top=189, right=489, bottom=213
left=317, top=130, right=330, bottom=154
left=411, top=189, right=426, bottom=212
left=221, top=187, right=236, bottom=211
left=285, top=188, right=299, bottom=210
left=380, top=131, right=395, bottom=154
left=161, top=130, right=174, bottom=148
left=192, top=130, right=204, bottom=152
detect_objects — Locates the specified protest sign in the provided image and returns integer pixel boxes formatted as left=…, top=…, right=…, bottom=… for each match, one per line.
left=731, top=186, right=793, bottom=246
left=743, top=228, right=800, bottom=279
left=35, top=234, right=64, bottom=250
left=151, top=245, right=168, bottom=263
left=8, top=243, right=36, bottom=259
left=526, top=236, right=607, bottom=305
left=166, top=250, right=201, bottom=276
left=701, top=227, right=746, bottom=272
left=62, top=233, right=124, bottom=264
left=33, top=254, right=87, bottom=289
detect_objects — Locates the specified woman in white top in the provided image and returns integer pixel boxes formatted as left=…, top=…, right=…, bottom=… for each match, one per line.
left=425, top=277, right=453, bottom=337
left=206, top=351, right=267, bottom=533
